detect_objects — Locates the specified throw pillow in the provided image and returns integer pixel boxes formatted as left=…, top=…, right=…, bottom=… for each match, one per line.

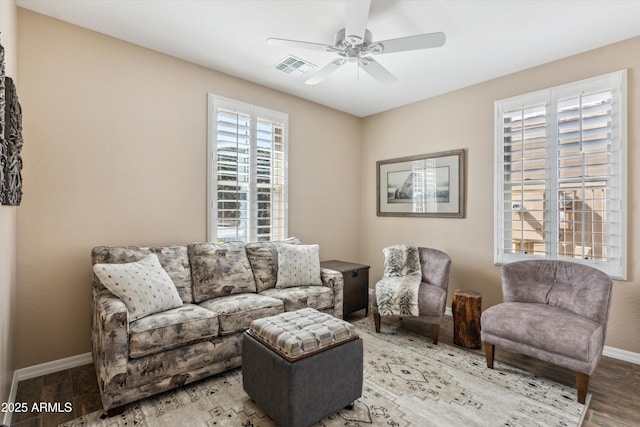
left=93, top=253, right=183, bottom=321
left=275, top=244, right=322, bottom=288
left=245, top=237, right=301, bottom=292
left=188, top=241, right=257, bottom=302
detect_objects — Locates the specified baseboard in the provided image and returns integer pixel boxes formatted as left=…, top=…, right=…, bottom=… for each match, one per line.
left=603, top=345, right=640, bottom=364
left=2, top=370, right=18, bottom=427
left=2, top=352, right=92, bottom=426
left=13, top=352, right=93, bottom=382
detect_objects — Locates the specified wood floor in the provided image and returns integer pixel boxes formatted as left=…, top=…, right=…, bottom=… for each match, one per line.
left=9, top=313, right=640, bottom=426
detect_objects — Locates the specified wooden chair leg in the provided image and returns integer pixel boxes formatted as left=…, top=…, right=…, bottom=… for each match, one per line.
left=373, top=313, right=381, bottom=333
left=576, top=372, right=589, bottom=404
left=431, top=324, right=440, bottom=345
left=484, top=343, right=495, bottom=369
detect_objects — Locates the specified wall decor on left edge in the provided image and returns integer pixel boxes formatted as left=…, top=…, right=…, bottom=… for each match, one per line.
left=0, top=41, right=5, bottom=200
left=0, top=40, right=24, bottom=206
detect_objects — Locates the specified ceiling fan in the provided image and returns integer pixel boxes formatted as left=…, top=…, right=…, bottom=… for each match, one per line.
left=267, top=0, right=445, bottom=85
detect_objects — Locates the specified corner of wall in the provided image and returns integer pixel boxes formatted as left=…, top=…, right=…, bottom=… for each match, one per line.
left=0, top=0, right=19, bottom=408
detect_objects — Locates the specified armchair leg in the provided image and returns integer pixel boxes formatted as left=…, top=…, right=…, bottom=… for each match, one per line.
left=576, top=372, right=589, bottom=404
left=484, top=343, right=495, bottom=369
left=373, top=313, right=381, bottom=333
left=431, top=324, right=440, bottom=345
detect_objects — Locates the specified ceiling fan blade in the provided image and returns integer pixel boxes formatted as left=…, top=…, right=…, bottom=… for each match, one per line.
left=267, top=37, right=336, bottom=53
left=345, top=0, right=371, bottom=43
left=374, top=32, right=446, bottom=54
left=305, top=59, right=346, bottom=85
left=360, top=58, right=397, bottom=84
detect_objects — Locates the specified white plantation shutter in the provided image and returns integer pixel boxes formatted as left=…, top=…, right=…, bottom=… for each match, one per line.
left=499, top=103, right=548, bottom=257
left=215, top=108, right=251, bottom=242
left=495, top=71, right=627, bottom=279
left=255, top=116, right=286, bottom=241
left=208, top=95, right=288, bottom=242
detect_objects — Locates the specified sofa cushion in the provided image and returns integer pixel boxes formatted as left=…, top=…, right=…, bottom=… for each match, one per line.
left=92, top=245, right=193, bottom=304
left=481, top=302, right=603, bottom=362
left=199, top=293, right=284, bottom=335
left=275, top=244, right=322, bottom=288
left=189, top=242, right=257, bottom=303
left=93, top=253, right=183, bottom=321
left=245, top=237, right=301, bottom=292
left=129, top=304, right=220, bottom=359
left=260, top=286, right=334, bottom=312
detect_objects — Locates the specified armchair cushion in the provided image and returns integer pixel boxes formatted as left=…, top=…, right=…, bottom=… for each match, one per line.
left=501, top=259, right=612, bottom=323
left=481, top=302, right=603, bottom=364
left=93, top=253, right=183, bottom=321
left=546, top=280, right=611, bottom=322
left=189, top=242, right=257, bottom=302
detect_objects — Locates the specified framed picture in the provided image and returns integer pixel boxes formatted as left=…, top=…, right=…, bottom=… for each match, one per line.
left=377, top=149, right=465, bottom=218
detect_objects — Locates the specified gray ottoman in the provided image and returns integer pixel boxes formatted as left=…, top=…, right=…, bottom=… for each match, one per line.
left=242, top=308, right=363, bottom=427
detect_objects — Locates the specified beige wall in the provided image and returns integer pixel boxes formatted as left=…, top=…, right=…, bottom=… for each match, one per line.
left=14, top=7, right=640, bottom=370
left=0, top=0, right=18, bottom=405
left=361, top=36, right=640, bottom=353
left=15, top=9, right=362, bottom=368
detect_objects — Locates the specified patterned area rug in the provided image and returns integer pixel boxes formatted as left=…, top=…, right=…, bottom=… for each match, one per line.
left=61, top=318, right=589, bottom=426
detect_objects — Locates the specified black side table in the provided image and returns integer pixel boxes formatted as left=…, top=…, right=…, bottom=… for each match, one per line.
left=320, top=260, right=370, bottom=317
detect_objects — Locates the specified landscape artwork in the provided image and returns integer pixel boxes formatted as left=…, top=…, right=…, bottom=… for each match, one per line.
left=377, top=149, right=465, bottom=218
left=386, top=166, right=450, bottom=204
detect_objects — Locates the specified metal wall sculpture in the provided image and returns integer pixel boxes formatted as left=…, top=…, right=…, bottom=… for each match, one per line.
left=0, top=41, right=24, bottom=206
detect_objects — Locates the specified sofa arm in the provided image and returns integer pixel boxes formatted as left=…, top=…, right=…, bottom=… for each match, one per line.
left=321, top=268, right=344, bottom=319
left=92, top=287, right=129, bottom=409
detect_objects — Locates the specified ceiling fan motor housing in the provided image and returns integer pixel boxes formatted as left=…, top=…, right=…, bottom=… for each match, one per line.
left=334, top=28, right=382, bottom=62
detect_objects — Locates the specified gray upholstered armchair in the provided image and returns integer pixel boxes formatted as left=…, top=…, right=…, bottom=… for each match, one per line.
left=369, top=246, right=451, bottom=344
left=481, top=259, right=613, bottom=404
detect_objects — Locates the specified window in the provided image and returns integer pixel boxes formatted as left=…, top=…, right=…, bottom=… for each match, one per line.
left=208, top=95, right=288, bottom=243
left=494, top=70, right=627, bottom=279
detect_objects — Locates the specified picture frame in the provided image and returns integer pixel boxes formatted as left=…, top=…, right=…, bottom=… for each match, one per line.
left=377, top=149, right=465, bottom=218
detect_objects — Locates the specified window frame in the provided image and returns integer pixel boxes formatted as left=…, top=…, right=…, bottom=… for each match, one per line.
left=207, top=94, right=289, bottom=243
left=494, top=70, right=627, bottom=280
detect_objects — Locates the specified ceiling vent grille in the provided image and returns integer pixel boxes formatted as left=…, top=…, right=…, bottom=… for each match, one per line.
left=273, top=55, right=316, bottom=74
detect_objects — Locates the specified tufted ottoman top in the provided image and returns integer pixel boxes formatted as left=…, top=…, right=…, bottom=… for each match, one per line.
left=248, top=308, right=358, bottom=362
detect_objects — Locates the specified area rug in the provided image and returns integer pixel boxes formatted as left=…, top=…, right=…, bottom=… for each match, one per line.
left=60, top=318, right=589, bottom=426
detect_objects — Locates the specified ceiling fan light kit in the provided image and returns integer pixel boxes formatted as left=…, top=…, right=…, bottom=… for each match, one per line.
left=267, top=0, right=445, bottom=85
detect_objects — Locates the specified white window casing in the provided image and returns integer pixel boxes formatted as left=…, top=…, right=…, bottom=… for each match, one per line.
left=208, top=94, right=288, bottom=243
left=494, top=70, right=627, bottom=280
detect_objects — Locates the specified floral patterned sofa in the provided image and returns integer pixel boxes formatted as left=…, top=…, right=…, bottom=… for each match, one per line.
left=91, top=239, right=344, bottom=415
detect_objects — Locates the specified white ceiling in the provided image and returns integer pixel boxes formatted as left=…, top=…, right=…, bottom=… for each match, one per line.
left=16, top=0, right=640, bottom=117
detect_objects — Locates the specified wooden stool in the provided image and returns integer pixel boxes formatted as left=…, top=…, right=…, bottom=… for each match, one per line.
left=452, top=289, right=482, bottom=349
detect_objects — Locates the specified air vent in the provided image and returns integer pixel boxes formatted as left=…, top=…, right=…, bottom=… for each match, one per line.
left=273, top=55, right=316, bottom=74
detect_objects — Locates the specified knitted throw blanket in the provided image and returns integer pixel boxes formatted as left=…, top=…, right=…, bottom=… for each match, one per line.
left=376, top=244, right=421, bottom=317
